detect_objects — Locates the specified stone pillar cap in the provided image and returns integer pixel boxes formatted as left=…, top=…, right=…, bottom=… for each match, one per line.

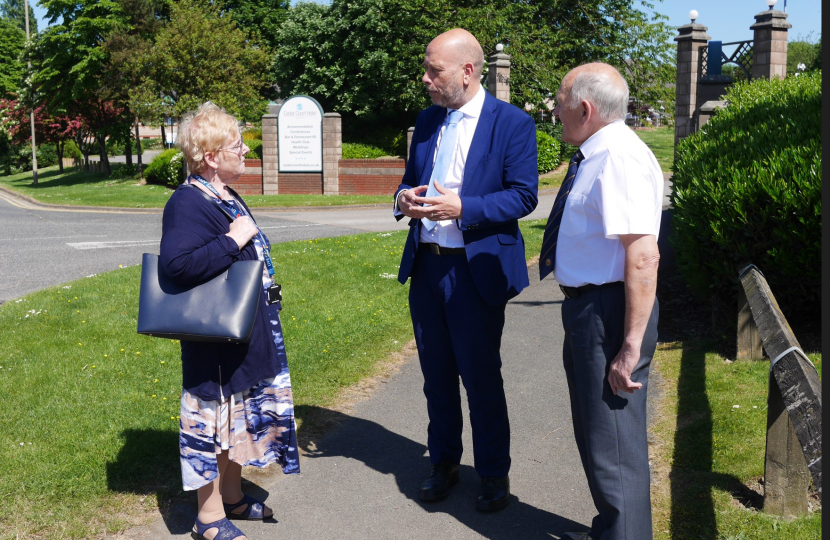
left=488, top=51, right=511, bottom=67
left=675, top=22, right=711, bottom=42
left=323, top=112, right=341, bottom=117
left=699, top=100, right=729, bottom=113
left=750, top=9, right=792, bottom=30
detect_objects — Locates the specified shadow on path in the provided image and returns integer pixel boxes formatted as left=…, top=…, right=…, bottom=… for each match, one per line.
left=297, top=405, right=587, bottom=540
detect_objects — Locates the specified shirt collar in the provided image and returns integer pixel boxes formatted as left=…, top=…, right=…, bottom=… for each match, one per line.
left=449, top=85, right=486, bottom=120
left=579, top=119, right=626, bottom=159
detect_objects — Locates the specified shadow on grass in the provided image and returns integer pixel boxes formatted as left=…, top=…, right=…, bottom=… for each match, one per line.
left=4, top=167, right=112, bottom=189
left=668, top=343, right=762, bottom=539
left=106, top=428, right=278, bottom=534
left=296, top=405, right=587, bottom=540
left=106, top=429, right=194, bottom=534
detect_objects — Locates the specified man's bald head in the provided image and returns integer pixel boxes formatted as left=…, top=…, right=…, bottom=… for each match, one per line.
left=422, top=29, right=484, bottom=109
left=561, top=63, right=629, bottom=123
left=427, top=29, right=485, bottom=80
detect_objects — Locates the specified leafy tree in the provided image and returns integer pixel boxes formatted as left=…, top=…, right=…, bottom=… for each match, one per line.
left=29, top=0, right=132, bottom=175
left=787, top=34, right=821, bottom=75
left=100, top=0, right=163, bottom=171
left=0, top=98, right=82, bottom=172
left=0, top=17, right=25, bottom=97
left=147, top=0, right=273, bottom=122
left=0, top=0, right=37, bottom=34
left=273, top=0, right=438, bottom=122
left=273, top=0, right=676, bottom=121
left=223, top=0, right=290, bottom=50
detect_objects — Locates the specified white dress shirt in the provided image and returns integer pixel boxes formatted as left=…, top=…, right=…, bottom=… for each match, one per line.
left=414, top=85, right=486, bottom=248
left=554, top=120, right=664, bottom=287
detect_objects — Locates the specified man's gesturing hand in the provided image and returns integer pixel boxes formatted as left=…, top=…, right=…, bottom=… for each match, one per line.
left=411, top=182, right=463, bottom=221
left=397, top=185, right=429, bottom=218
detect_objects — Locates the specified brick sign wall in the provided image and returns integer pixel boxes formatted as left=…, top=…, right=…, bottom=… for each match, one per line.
left=231, top=158, right=404, bottom=195
left=338, top=158, right=405, bottom=195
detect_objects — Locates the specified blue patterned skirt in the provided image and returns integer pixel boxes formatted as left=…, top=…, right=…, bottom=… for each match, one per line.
left=178, top=305, right=300, bottom=491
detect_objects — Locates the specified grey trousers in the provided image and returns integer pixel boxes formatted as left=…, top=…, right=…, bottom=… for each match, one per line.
left=561, top=282, right=658, bottom=540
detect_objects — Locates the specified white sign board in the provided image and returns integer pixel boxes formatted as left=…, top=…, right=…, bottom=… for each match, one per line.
left=278, top=96, right=323, bottom=172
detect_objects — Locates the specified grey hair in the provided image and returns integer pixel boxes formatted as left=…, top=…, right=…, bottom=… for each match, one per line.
left=566, top=67, right=629, bottom=122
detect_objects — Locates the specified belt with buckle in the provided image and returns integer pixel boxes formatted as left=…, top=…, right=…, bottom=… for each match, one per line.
left=559, top=281, right=623, bottom=299
left=419, top=242, right=466, bottom=256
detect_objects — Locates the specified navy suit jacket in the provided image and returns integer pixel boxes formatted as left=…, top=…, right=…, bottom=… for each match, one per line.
left=395, top=90, right=538, bottom=306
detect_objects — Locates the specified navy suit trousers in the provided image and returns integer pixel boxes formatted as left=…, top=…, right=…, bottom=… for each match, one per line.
left=561, top=283, right=658, bottom=540
left=409, top=249, right=511, bottom=478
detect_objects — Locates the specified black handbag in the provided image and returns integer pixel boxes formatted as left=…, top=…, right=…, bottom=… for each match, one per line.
left=137, top=184, right=264, bottom=343
left=137, top=253, right=264, bottom=343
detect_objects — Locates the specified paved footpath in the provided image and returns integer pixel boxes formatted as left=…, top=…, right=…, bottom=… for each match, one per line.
left=0, top=176, right=671, bottom=539
left=122, top=263, right=602, bottom=540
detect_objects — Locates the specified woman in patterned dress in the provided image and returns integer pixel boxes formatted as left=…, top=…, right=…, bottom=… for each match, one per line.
left=159, top=102, right=300, bottom=540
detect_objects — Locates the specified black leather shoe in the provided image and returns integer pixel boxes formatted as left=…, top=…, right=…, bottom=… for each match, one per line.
left=419, top=462, right=459, bottom=502
left=475, top=476, right=510, bottom=512
left=561, top=533, right=592, bottom=540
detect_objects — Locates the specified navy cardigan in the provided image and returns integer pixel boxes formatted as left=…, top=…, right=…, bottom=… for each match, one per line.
left=159, top=184, right=280, bottom=401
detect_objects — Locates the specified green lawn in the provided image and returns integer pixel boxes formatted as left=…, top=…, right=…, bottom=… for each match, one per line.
left=0, top=166, right=393, bottom=208
left=0, top=222, right=542, bottom=539
left=634, top=126, right=675, bottom=171
left=651, top=342, right=821, bottom=539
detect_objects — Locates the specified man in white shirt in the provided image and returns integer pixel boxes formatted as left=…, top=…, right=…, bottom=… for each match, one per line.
left=540, top=63, right=662, bottom=540
left=394, top=29, right=538, bottom=512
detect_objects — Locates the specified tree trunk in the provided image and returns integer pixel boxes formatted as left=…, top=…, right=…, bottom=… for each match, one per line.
left=124, top=129, right=133, bottom=167
left=160, top=123, right=167, bottom=149
left=57, top=140, right=64, bottom=173
left=135, top=116, right=143, bottom=177
left=98, top=136, right=111, bottom=176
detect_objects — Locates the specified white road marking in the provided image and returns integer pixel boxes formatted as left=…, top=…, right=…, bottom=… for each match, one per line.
left=257, top=223, right=319, bottom=230
left=67, top=240, right=159, bottom=250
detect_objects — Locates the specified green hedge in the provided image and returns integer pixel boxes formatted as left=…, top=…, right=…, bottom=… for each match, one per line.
left=537, top=130, right=561, bottom=173
left=342, top=142, right=387, bottom=159
left=145, top=148, right=185, bottom=187
left=669, top=72, right=821, bottom=318
left=245, top=139, right=263, bottom=159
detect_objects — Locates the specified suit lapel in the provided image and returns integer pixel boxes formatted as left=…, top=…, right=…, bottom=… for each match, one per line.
left=461, top=92, right=496, bottom=195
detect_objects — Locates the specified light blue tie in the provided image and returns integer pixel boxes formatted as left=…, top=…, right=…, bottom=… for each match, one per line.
left=422, top=109, right=464, bottom=231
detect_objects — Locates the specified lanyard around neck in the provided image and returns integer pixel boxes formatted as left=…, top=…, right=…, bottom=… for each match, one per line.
left=190, top=175, right=275, bottom=278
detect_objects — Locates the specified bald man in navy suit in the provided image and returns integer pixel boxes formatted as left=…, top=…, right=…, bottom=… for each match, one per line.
left=394, top=28, right=538, bottom=513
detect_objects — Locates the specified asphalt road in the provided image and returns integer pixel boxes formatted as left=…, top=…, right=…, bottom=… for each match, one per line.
left=0, top=188, right=573, bottom=305
left=0, top=192, right=414, bottom=304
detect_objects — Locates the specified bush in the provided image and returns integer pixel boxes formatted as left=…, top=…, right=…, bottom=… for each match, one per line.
left=669, top=72, right=821, bottom=319
left=242, top=128, right=262, bottom=141
left=245, top=139, right=262, bottom=159
left=63, top=139, right=83, bottom=161
left=536, top=130, right=561, bottom=173
left=145, top=148, right=185, bottom=187
left=341, top=112, right=410, bottom=157
left=342, top=142, right=387, bottom=159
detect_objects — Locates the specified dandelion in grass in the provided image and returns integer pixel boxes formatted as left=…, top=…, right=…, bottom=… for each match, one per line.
left=160, top=361, right=165, bottom=364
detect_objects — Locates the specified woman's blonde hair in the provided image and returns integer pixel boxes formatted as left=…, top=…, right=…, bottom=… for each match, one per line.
left=176, top=102, right=240, bottom=174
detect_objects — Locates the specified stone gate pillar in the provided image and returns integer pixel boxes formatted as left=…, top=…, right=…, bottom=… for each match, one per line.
left=673, top=14, right=711, bottom=147
left=322, top=112, right=341, bottom=194
left=487, top=44, right=510, bottom=103
left=751, top=7, right=791, bottom=80
left=261, top=105, right=278, bottom=195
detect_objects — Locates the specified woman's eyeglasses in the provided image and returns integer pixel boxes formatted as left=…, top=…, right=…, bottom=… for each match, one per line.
left=219, top=138, right=249, bottom=157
